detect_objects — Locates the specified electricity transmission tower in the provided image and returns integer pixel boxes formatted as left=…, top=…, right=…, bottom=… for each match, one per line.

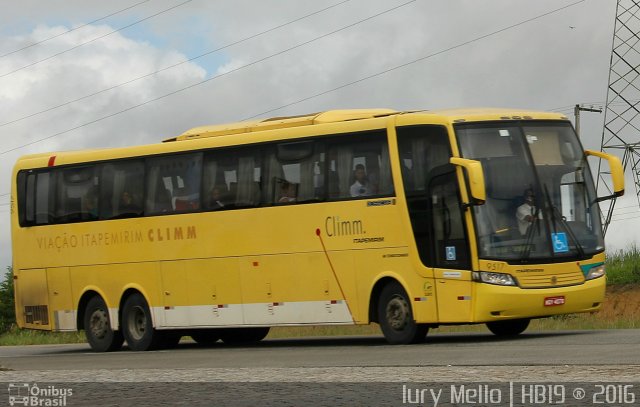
left=598, top=0, right=640, bottom=234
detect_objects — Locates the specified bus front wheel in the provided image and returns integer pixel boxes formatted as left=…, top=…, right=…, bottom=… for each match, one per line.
left=84, top=296, right=124, bottom=352
left=377, top=282, right=429, bottom=344
left=122, top=293, right=163, bottom=351
left=486, top=318, right=530, bottom=336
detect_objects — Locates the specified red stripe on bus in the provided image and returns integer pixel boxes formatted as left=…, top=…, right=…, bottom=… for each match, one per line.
left=48, top=156, right=56, bottom=167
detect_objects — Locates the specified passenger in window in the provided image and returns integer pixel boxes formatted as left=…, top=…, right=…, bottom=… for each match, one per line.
left=278, top=181, right=297, bottom=203
left=83, top=189, right=98, bottom=219
left=350, top=164, right=372, bottom=197
left=208, top=186, right=226, bottom=209
left=120, top=191, right=139, bottom=213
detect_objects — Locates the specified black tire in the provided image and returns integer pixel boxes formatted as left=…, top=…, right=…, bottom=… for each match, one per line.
left=377, top=282, right=429, bottom=344
left=191, top=330, right=221, bottom=346
left=121, top=293, right=163, bottom=351
left=219, top=327, right=270, bottom=345
left=83, top=296, right=124, bottom=352
left=486, top=318, right=530, bottom=337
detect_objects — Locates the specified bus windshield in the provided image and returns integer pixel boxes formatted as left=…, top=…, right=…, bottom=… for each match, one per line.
left=456, top=121, right=604, bottom=263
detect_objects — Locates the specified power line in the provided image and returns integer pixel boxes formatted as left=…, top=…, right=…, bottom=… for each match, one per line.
left=549, top=99, right=640, bottom=114
left=244, top=0, right=587, bottom=120
left=602, top=203, right=640, bottom=211
left=611, top=209, right=640, bottom=217
left=0, top=0, right=192, bottom=79
left=0, top=0, right=353, bottom=129
left=0, top=0, right=417, bottom=156
left=610, top=214, right=640, bottom=223
left=0, top=0, right=151, bottom=59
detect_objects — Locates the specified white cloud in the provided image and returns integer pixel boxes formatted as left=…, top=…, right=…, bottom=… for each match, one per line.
left=0, top=22, right=207, bottom=269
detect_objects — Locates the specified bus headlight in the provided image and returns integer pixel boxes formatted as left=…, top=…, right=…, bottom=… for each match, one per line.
left=472, top=271, right=517, bottom=286
left=585, top=264, right=605, bottom=280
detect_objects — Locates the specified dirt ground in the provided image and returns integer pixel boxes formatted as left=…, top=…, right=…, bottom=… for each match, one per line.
left=601, top=285, right=640, bottom=320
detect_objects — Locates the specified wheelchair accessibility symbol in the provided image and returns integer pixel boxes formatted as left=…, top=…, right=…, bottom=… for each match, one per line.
left=445, top=246, right=457, bottom=261
left=551, top=232, right=569, bottom=253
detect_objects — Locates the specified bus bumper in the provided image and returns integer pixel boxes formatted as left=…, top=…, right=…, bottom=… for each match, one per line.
left=472, top=276, right=606, bottom=322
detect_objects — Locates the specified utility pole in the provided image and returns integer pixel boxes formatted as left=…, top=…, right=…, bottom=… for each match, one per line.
left=574, top=104, right=602, bottom=137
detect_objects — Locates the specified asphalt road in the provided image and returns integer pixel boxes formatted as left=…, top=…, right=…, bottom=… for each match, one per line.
left=1, top=330, right=638, bottom=406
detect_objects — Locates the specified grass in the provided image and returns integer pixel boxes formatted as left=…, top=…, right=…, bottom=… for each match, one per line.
left=1, top=248, right=639, bottom=346
left=605, top=244, right=640, bottom=285
left=0, top=327, right=85, bottom=346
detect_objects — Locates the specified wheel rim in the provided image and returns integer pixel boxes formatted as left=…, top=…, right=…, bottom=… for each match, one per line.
left=386, top=295, right=409, bottom=331
left=127, top=305, right=147, bottom=341
left=89, top=308, right=109, bottom=340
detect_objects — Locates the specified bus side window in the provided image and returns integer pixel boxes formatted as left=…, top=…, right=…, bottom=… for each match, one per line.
left=145, top=153, right=202, bottom=215
left=100, top=160, right=144, bottom=219
left=327, top=131, right=393, bottom=200
left=203, top=154, right=230, bottom=210
left=17, top=171, right=35, bottom=226
left=54, top=166, right=99, bottom=223
left=269, top=140, right=325, bottom=204
left=428, top=168, right=470, bottom=269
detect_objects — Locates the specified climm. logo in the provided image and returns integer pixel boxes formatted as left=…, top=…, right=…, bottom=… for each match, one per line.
left=324, top=216, right=365, bottom=237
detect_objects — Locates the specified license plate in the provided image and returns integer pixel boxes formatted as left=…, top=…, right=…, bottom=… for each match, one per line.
left=544, top=296, right=565, bottom=306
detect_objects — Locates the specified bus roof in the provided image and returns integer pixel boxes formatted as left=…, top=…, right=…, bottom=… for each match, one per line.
left=165, top=108, right=569, bottom=142
left=164, top=109, right=399, bottom=142
left=423, top=107, right=568, bottom=122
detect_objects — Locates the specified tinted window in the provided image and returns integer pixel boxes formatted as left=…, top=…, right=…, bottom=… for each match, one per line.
left=53, top=166, right=99, bottom=223
left=203, top=148, right=261, bottom=210
left=327, top=131, right=393, bottom=199
left=145, top=153, right=203, bottom=214
left=100, top=160, right=144, bottom=219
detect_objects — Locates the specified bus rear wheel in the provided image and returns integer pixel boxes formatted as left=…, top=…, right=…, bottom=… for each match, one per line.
left=219, top=327, right=270, bottom=345
left=84, top=296, right=124, bottom=352
left=378, top=282, right=428, bottom=344
left=486, top=318, right=530, bottom=337
left=122, top=293, right=163, bottom=351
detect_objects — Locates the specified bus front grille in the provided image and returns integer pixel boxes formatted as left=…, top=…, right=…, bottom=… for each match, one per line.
left=24, top=305, right=49, bottom=325
left=517, top=271, right=584, bottom=288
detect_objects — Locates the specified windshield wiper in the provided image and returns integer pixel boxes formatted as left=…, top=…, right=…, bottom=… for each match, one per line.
left=520, top=203, right=542, bottom=261
left=542, top=184, right=586, bottom=259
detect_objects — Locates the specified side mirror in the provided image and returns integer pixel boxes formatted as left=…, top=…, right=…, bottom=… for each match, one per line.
left=450, top=157, right=486, bottom=205
left=585, top=150, right=624, bottom=198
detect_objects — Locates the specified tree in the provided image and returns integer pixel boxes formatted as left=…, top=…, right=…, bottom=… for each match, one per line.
left=0, top=267, right=15, bottom=333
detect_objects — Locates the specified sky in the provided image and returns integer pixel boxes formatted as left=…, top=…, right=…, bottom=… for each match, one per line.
left=0, top=0, right=635, bottom=271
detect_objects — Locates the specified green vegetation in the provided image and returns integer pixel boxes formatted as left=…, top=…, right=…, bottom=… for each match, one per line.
left=0, top=326, right=84, bottom=346
left=605, top=245, right=640, bottom=285
left=0, top=267, right=15, bottom=333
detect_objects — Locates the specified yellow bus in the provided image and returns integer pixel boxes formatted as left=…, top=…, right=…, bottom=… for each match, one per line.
left=11, top=108, right=624, bottom=351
